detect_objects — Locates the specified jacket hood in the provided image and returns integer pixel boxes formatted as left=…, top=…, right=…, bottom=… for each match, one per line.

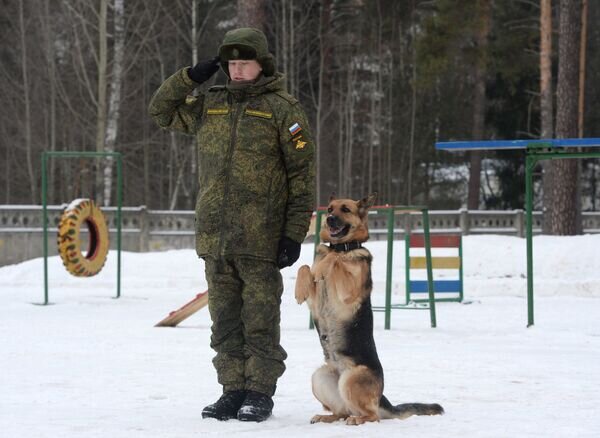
left=218, top=28, right=276, bottom=77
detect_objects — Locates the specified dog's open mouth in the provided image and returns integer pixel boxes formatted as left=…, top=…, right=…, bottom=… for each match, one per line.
left=328, top=224, right=350, bottom=238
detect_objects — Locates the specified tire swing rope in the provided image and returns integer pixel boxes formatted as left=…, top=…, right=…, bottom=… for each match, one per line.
left=57, top=199, right=110, bottom=277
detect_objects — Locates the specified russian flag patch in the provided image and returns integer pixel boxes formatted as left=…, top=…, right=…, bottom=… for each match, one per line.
left=288, top=122, right=302, bottom=136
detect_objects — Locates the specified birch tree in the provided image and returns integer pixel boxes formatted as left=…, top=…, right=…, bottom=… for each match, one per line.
left=95, top=0, right=108, bottom=203
left=18, top=0, right=36, bottom=203
left=103, top=0, right=125, bottom=206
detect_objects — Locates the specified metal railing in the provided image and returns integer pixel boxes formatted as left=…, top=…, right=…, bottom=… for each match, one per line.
left=2, top=207, right=600, bottom=268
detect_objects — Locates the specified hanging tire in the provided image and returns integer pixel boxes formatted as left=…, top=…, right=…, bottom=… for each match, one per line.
left=57, top=199, right=110, bottom=277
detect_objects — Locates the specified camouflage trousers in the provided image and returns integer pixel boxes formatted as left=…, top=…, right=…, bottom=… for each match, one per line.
left=204, top=256, right=287, bottom=397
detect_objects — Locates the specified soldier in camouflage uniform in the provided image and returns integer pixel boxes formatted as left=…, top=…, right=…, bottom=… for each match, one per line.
left=148, top=28, right=315, bottom=422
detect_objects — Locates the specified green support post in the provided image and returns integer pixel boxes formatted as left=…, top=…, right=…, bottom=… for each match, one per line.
left=458, top=235, right=464, bottom=302
left=42, top=153, right=49, bottom=305
left=422, top=208, right=437, bottom=328
left=116, top=156, right=123, bottom=299
left=309, top=210, right=324, bottom=330
left=41, top=151, right=123, bottom=304
left=404, top=232, right=410, bottom=304
left=383, top=207, right=395, bottom=330
left=314, top=210, right=323, bottom=254
left=525, top=154, right=536, bottom=327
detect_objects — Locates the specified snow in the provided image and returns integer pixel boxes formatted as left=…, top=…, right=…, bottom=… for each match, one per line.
left=65, top=198, right=91, bottom=212
left=1, top=235, right=600, bottom=437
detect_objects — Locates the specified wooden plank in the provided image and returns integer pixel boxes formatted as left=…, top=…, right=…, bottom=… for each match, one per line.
left=410, top=256, right=461, bottom=269
left=155, top=290, right=208, bottom=327
left=409, top=280, right=461, bottom=293
left=410, top=234, right=461, bottom=248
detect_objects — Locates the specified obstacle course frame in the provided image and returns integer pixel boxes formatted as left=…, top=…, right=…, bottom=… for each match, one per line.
left=41, top=151, right=123, bottom=305
left=437, top=137, right=600, bottom=326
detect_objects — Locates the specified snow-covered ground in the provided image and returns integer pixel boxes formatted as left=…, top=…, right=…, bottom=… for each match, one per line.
left=1, top=235, right=600, bottom=437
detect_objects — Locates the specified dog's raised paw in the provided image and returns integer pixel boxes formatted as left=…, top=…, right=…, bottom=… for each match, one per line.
left=295, top=265, right=313, bottom=304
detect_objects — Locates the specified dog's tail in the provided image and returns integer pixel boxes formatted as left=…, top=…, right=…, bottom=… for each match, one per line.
left=378, top=395, right=444, bottom=420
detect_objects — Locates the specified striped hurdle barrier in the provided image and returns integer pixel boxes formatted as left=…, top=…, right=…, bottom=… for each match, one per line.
left=405, top=233, right=463, bottom=303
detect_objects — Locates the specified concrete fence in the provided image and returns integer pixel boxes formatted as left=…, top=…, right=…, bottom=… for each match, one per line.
left=1, top=205, right=600, bottom=267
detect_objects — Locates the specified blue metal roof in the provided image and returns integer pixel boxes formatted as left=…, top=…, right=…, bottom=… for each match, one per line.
left=436, top=138, right=600, bottom=151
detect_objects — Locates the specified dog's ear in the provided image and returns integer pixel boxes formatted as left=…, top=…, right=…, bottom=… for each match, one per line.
left=358, top=193, right=377, bottom=212
left=329, top=192, right=337, bottom=203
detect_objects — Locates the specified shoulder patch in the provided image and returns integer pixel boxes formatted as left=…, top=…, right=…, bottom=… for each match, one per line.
left=274, top=90, right=299, bottom=106
left=245, top=109, right=273, bottom=119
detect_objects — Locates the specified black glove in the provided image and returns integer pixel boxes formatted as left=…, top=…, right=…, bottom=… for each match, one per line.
left=277, top=236, right=301, bottom=269
left=188, top=56, right=220, bottom=84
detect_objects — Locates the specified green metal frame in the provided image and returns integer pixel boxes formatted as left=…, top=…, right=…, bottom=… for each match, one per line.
left=41, top=151, right=123, bottom=305
left=524, top=143, right=600, bottom=326
left=310, top=205, right=437, bottom=329
left=405, top=233, right=463, bottom=303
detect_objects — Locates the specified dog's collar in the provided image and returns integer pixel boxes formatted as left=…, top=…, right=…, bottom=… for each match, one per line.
left=329, top=241, right=363, bottom=252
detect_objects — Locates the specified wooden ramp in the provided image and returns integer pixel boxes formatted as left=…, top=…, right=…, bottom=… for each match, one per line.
left=155, top=290, right=208, bottom=327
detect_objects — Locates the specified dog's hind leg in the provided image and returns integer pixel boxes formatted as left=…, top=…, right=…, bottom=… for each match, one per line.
left=295, top=265, right=315, bottom=304
left=310, top=364, right=349, bottom=424
left=339, top=365, right=382, bottom=425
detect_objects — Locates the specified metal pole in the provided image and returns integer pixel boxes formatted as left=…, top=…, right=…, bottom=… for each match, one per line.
left=116, top=154, right=122, bottom=299
left=384, top=207, right=394, bottom=330
left=525, top=154, right=535, bottom=327
left=422, top=208, right=437, bottom=328
left=314, top=210, right=322, bottom=255
left=309, top=210, right=323, bottom=329
left=42, top=152, right=49, bottom=305
left=405, top=231, right=411, bottom=304
left=459, top=235, right=464, bottom=302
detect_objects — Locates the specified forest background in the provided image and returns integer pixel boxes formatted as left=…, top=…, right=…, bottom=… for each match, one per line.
left=1, top=0, right=597, bottom=234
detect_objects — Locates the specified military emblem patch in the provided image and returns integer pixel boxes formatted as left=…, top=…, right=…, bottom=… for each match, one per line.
left=288, top=122, right=302, bottom=136
left=293, top=134, right=306, bottom=149
left=295, top=139, right=307, bottom=150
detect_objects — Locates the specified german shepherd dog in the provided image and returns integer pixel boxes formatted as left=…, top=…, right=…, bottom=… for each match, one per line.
left=295, top=194, right=444, bottom=425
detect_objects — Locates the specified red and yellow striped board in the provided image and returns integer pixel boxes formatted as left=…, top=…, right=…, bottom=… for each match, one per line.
left=409, top=234, right=461, bottom=248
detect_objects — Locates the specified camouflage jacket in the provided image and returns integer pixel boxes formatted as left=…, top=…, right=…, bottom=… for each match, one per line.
left=148, top=68, right=315, bottom=261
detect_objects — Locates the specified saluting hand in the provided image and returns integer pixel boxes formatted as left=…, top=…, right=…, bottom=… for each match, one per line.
left=188, top=56, right=220, bottom=84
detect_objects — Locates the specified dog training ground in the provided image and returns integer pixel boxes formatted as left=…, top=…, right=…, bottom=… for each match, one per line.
left=1, top=237, right=599, bottom=437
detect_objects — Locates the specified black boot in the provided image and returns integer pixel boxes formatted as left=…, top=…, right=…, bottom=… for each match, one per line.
left=237, top=390, right=274, bottom=422
left=202, top=390, right=247, bottom=421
